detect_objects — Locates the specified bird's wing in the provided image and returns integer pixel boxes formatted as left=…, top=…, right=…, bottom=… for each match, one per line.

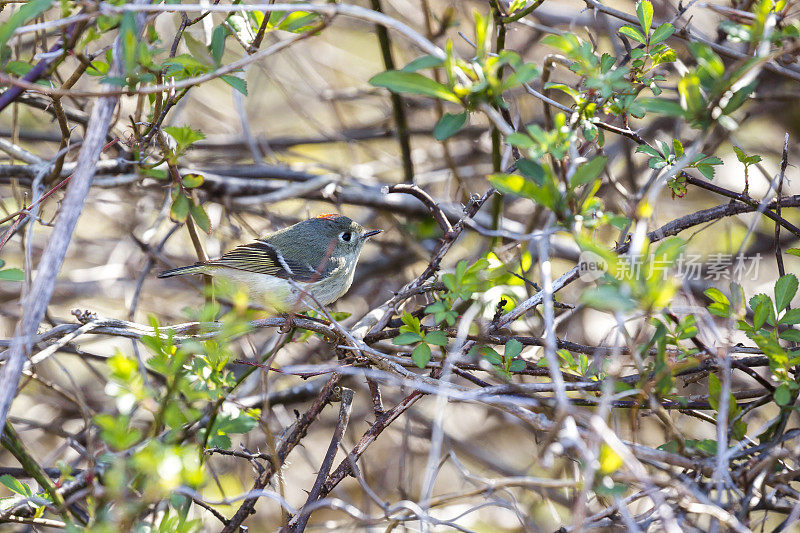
left=208, top=240, right=328, bottom=282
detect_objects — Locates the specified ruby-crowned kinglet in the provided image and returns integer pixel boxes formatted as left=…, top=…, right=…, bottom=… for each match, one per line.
left=158, top=214, right=381, bottom=313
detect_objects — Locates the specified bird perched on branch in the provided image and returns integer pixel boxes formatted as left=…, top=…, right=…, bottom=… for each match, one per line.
left=158, top=214, right=381, bottom=313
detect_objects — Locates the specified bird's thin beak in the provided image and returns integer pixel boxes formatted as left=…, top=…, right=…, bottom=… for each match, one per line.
left=363, top=229, right=382, bottom=239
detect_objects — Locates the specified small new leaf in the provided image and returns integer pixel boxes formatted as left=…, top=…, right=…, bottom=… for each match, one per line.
left=181, top=174, right=204, bottom=189
left=775, top=274, right=798, bottom=312
left=636, top=0, right=653, bottom=36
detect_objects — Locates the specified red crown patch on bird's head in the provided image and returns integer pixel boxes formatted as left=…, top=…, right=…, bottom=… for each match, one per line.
left=315, top=213, right=341, bottom=220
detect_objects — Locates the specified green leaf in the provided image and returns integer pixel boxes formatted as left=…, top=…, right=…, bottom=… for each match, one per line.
left=779, top=329, right=800, bottom=342
left=570, top=155, right=607, bottom=187
left=480, top=347, right=502, bottom=365
left=181, top=174, right=204, bottom=189
left=754, top=300, right=770, bottom=330
left=775, top=274, right=798, bottom=312
left=650, top=23, right=675, bottom=45
left=394, top=332, right=424, bottom=345
left=544, top=82, right=579, bottom=102
left=423, top=330, right=449, bottom=347
left=517, top=158, right=544, bottom=184
left=170, top=193, right=190, bottom=224
left=698, top=156, right=723, bottom=165
left=120, top=11, right=138, bottom=74
left=0, top=474, right=32, bottom=497
left=506, top=133, right=534, bottom=148
left=636, top=0, right=653, bottom=36
left=4, top=60, right=33, bottom=77
left=721, top=81, right=757, bottom=115
left=433, top=112, right=467, bottom=141
left=672, top=138, right=684, bottom=157
left=750, top=294, right=775, bottom=326
left=412, top=342, right=432, bottom=368
left=619, top=25, right=647, bottom=45
left=400, top=312, right=421, bottom=333
left=190, top=202, right=211, bottom=233
left=369, top=70, right=460, bottom=103
left=635, top=144, right=661, bottom=157
left=221, top=75, right=248, bottom=95
left=489, top=172, right=538, bottom=198
left=425, top=301, right=446, bottom=313
left=704, top=287, right=730, bottom=305
left=696, top=165, right=716, bottom=180
left=708, top=372, right=721, bottom=411
left=215, top=412, right=258, bottom=434
left=210, top=24, right=228, bottom=64
left=651, top=47, right=677, bottom=66
left=164, top=126, right=205, bottom=150
left=0, top=0, right=54, bottom=51
left=678, top=73, right=704, bottom=114
left=207, top=433, right=232, bottom=449
left=779, top=309, right=800, bottom=325
left=707, top=302, right=730, bottom=318
left=638, top=98, right=684, bottom=116
left=504, top=339, right=523, bottom=359
left=402, top=55, right=444, bottom=72
left=0, top=268, right=24, bottom=281
left=501, top=63, right=540, bottom=90
left=787, top=248, right=800, bottom=258
left=508, top=359, right=526, bottom=372
left=581, top=285, right=635, bottom=312
left=275, top=11, right=320, bottom=32
left=774, top=383, right=793, bottom=406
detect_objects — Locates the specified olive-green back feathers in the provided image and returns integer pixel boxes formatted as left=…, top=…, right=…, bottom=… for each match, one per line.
left=157, top=215, right=366, bottom=282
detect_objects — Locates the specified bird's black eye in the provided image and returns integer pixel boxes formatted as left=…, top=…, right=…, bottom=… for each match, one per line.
left=340, top=232, right=352, bottom=242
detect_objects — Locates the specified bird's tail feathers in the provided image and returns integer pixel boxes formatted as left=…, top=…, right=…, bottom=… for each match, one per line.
left=157, top=264, right=207, bottom=278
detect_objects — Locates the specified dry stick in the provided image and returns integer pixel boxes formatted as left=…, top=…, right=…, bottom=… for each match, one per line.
left=220, top=374, right=341, bottom=533
left=287, top=387, right=355, bottom=532
left=318, top=389, right=425, bottom=498
left=535, top=221, right=569, bottom=413
left=366, top=376, right=385, bottom=417
left=767, top=133, right=796, bottom=451
left=685, top=175, right=800, bottom=239
left=775, top=133, right=790, bottom=278
left=384, top=184, right=453, bottom=234
left=0, top=83, right=119, bottom=436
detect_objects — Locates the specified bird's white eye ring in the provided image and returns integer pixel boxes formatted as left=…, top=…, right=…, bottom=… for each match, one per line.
left=340, top=231, right=352, bottom=242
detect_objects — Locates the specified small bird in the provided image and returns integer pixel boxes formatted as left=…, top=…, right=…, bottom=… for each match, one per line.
left=158, top=214, right=381, bottom=313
